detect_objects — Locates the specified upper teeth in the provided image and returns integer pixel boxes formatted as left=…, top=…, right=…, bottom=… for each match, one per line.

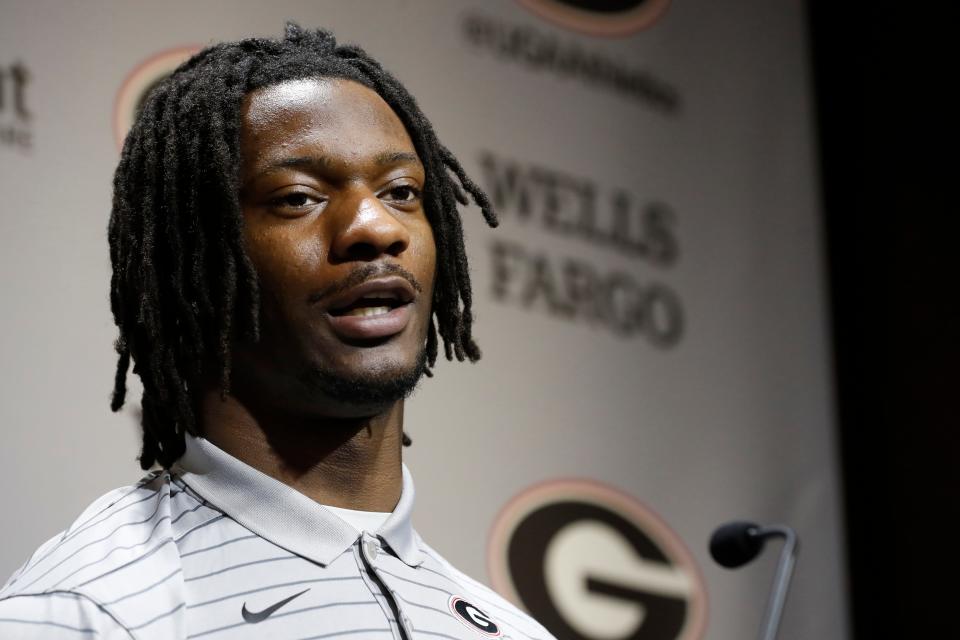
left=344, top=306, right=391, bottom=317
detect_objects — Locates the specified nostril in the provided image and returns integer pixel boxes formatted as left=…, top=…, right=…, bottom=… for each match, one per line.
left=385, top=239, right=407, bottom=256
left=344, top=242, right=381, bottom=261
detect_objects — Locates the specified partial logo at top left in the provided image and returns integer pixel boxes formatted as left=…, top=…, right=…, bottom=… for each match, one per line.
left=0, top=60, right=33, bottom=151
left=114, top=46, right=200, bottom=152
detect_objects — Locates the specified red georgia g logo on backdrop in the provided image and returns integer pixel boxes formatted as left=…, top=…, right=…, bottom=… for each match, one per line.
left=517, top=0, right=671, bottom=37
left=113, top=46, right=200, bottom=151
left=488, top=478, right=707, bottom=640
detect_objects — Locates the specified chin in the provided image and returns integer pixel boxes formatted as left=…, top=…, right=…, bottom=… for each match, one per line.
left=298, top=348, right=428, bottom=408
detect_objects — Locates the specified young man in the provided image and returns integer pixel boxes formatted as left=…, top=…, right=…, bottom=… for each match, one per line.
left=0, top=25, right=555, bottom=640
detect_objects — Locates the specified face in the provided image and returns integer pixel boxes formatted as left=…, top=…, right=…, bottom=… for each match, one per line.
left=235, top=77, right=436, bottom=417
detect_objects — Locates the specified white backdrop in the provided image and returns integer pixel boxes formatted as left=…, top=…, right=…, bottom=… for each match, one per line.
left=0, top=2, right=848, bottom=638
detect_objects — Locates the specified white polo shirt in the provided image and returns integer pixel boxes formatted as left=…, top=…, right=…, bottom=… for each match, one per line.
left=0, top=436, right=555, bottom=640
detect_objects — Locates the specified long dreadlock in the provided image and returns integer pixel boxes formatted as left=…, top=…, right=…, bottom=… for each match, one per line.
left=109, top=24, right=497, bottom=470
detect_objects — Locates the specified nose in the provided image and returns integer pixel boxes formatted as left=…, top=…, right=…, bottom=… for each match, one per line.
left=328, top=189, right=411, bottom=262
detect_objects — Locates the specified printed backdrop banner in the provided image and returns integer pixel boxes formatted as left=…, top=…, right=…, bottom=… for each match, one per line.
left=0, top=2, right=848, bottom=639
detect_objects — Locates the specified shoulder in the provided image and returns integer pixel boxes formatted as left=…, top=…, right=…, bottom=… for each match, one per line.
left=415, top=537, right=557, bottom=640
left=0, top=472, right=218, bottom=638
left=3, top=473, right=175, bottom=597
left=0, top=590, right=130, bottom=638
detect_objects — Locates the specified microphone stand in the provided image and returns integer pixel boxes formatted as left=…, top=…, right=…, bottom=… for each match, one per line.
left=753, top=524, right=799, bottom=640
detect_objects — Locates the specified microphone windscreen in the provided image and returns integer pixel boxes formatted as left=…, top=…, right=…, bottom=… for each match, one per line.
left=709, top=521, right=764, bottom=568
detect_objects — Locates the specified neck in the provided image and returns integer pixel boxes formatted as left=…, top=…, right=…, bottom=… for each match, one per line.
left=198, top=389, right=404, bottom=513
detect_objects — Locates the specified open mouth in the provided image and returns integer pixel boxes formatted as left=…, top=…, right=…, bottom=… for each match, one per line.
left=329, top=295, right=409, bottom=318
left=323, top=278, right=418, bottom=341
left=321, top=276, right=418, bottom=340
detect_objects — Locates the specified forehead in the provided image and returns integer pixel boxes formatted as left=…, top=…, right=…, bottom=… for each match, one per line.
left=239, top=77, right=416, bottom=169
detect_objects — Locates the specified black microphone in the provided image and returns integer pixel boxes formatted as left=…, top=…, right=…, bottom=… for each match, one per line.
left=709, top=521, right=799, bottom=640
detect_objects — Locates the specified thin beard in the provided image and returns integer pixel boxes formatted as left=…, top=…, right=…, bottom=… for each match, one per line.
left=296, top=346, right=428, bottom=406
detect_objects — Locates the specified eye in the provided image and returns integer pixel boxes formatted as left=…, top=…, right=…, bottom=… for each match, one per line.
left=383, top=185, right=421, bottom=204
left=267, top=190, right=323, bottom=214
left=279, top=193, right=310, bottom=207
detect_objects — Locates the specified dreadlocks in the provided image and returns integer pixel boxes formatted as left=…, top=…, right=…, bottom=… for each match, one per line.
left=109, top=24, right=497, bottom=470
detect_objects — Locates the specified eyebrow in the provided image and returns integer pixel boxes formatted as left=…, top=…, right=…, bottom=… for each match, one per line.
left=373, top=151, right=420, bottom=166
left=251, top=151, right=423, bottom=182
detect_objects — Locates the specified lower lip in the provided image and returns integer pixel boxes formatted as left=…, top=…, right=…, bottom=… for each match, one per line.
left=326, top=304, right=412, bottom=340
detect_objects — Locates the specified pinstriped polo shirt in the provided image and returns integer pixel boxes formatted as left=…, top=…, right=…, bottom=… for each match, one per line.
left=0, top=436, right=556, bottom=640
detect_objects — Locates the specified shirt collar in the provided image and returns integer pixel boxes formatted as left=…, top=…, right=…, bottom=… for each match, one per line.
left=173, top=434, right=424, bottom=567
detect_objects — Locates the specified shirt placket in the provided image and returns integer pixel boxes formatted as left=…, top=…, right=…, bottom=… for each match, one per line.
left=356, top=532, right=414, bottom=640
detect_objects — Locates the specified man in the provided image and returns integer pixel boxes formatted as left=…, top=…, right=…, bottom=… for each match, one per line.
left=0, top=24, right=555, bottom=640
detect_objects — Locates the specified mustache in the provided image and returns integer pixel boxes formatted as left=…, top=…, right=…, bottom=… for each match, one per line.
left=307, top=262, right=424, bottom=305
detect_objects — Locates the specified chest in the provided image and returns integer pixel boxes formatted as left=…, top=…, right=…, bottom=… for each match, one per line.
left=175, top=529, right=533, bottom=640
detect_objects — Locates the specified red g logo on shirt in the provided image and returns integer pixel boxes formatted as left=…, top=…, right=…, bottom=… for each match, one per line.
left=449, top=596, right=501, bottom=637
